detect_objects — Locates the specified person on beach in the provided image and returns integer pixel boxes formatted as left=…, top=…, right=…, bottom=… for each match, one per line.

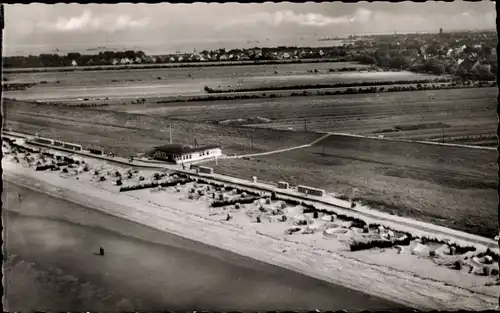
left=99, top=247, right=105, bottom=256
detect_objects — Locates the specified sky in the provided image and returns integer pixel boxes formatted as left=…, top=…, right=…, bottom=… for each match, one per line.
left=3, top=2, right=496, bottom=55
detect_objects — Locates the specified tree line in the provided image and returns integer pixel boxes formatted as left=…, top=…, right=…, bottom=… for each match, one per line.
left=3, top=50, right=147, bottom=68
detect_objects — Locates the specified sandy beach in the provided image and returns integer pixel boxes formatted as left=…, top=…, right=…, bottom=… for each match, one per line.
left=4, top=183, right=401, bottom=311
left=2, top=142, right=499, bottom=310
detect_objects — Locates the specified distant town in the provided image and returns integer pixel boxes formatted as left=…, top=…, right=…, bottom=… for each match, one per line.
left=3, top=29, right=497, bottom=81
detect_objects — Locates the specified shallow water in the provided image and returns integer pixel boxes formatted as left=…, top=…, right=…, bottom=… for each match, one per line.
left=3, top=182, right=404, bottom=311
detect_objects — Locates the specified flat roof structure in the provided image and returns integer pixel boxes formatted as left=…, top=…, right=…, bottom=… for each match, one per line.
left=151, top=144, right=221, bottom=155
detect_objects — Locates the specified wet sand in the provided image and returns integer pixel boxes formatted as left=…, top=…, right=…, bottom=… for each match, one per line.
left=3, top=182, right=403, bottom=311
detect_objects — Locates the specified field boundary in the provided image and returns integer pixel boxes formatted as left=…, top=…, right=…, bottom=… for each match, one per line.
left=2, top=58, right=353, bottom=74
left=319, top=132, right=497, bottom=151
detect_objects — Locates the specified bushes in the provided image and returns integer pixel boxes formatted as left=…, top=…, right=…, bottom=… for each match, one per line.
left=35, top=164, right=56, bottom=171
left=451, top=244, right=476, bottom=255
left=204, top=78, right=451, bottom=94
left=9, top=142, right=40, bottom=154
left=89, top=148, right=104, bottom=155
left=159, top=79, right=492, bottom=105
left=350, top=239, right=393, bottom=251
left=350, top=234, right=412, bottom=252
left=119, top=177, right=195, bottom=192
left=476, top=248, right=500, bottom=263
left=337, top=194, right=350, bottom=201
left=211, top=196, right=260, bottom=208
left=63, top=156, right=76, bottom=164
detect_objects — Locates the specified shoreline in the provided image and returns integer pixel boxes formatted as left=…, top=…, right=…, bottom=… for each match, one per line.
left=5, top=174, right=419, bottom=310
left=4, top=183, right=400, bottom=311
left=3, top=155, right=498, bottom=310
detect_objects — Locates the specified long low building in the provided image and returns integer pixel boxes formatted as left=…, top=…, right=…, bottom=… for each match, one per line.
left=146, top=144, right=222, bottom=164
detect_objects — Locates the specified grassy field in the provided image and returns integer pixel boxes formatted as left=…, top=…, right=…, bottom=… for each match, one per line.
left=208, top=71, right=442, bottom=92
left=206, top=135, right=498, bottom=238
left=3, top=62, right=430, bottom=102
left=3, top=99, right=321, bottom=157
left=104, top=87, right=497, bottom=145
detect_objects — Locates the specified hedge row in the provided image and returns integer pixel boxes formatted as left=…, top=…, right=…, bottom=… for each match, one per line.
left=5, top=58, right=353, bottom=73
left=155, top=80, right=495, bottom=106
left=36, top=164, right=57, bottom=171
left=210, top=196, right=261, bottom=208
left=195, top=178, right=224, bottom=188
left=34, top=102, right=110, bottom=108
left=350, top=235, right=412, bottom=252
left=119, top=177, right=195, bottom=192
left=9, top=142, right=40, bottom=154
left=204, top=78, right=451, bottom=93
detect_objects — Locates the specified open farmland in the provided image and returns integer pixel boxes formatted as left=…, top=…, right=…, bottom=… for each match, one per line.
left=3, top=62, right=373, bottom=102
left=207, top=71, right=441, bottom=92
left=3, top=99, right=321, bottom=157
left=206, top=135, right=498, bottom=238
left=105, top=87, right=497, bottom=145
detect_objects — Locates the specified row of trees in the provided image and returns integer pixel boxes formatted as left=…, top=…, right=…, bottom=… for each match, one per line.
left=3, top=50, right=147, bottom=68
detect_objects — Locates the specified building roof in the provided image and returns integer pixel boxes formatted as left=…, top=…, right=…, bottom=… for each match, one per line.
left=151, top=144, right=220, bottom=155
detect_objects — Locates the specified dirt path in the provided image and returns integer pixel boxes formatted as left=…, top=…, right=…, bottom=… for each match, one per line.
left=227, top=132, right=333, bottom=159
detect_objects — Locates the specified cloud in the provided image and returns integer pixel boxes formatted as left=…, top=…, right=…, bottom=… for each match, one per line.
left=218, top=8, right=373, bottom=29
left=350, top=8, right=373, bottom=23
left=42, top=9, right=149, bottom=32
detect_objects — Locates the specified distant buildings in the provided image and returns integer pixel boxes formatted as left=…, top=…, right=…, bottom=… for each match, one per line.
left=120, top=57, right=132, bottom=64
